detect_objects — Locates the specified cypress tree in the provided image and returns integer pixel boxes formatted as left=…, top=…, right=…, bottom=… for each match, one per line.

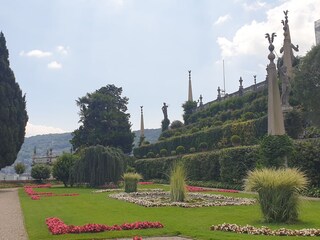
left=0, top=32, right=28, bottom=169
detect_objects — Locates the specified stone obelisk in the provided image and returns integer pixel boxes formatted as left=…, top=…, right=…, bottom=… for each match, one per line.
left=279, top=10, right=299, bottom=109
left=266, top=33, right=285, bottom=135
left=140, top=106, right=144, bottom=138
left=188, top=70, right=193, bottom=101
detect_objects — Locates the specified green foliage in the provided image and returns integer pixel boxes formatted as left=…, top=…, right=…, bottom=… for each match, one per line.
left=182, top=151, right=221, bottom=181
left=71, top=84, right=134, bottom=154
left=170, top=164, right=187, bottom=202
left=176, top=145, right=185, bottom=155
left=135, top=157, right=179, bottom=180
left=171, top=150, right=176, bottom=156
left=293, top=45, right=320, bottom=127
left=284, top=109, right=304, bottom=139
left=52, top=153, right=79, bottom=187
left=241, top=112, right=255, bottom=120
left=189, top=147, right=196, bottom=153
left=160, top=149, right=167, bottom=157
left=0, top=32, right=28, bottom=169
left=161, top=118, right=170, bottom=132
left=146, top=151, right=155, bottom=158
left=196, top=142, right=206, bottom=151
left=170, top=120, right=184, bottom=129
left=123, top=172, right=142, bottom=193
left=133, top=116, right=267, bottom=158
left=245, top=168, right=308, bottom=223
left=230, top=135, right=241, bottom=146
left=182, top=101, right=197, bottom=125
left=31, top=164, right=51, bottom=182
left=14, top=162, right=26, bottom=175
left=289, top=139, right=320, bottom=187
left=259, top=135, right=293, bottom=168
left=72, top=145, right=125, bottom=187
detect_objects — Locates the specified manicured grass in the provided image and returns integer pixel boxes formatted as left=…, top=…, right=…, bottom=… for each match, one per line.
left=19, top=184, right=320, bottom=240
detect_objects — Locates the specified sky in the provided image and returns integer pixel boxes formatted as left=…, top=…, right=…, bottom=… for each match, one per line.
left=1, top=0, right=319, bottom=137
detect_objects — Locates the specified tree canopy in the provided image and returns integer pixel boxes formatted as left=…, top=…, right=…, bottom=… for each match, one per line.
left=293, top=45, right=320, bottom=126
left=71, top=84, right=134, bottom=153
left=0, top=32, right=28, bottom=169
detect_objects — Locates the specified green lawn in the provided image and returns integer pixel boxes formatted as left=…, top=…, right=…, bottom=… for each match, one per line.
left=19, top=184, right=320, bottom=240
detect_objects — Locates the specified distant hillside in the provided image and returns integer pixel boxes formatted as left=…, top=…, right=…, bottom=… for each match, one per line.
left=1, top=128, right=161, bottom=174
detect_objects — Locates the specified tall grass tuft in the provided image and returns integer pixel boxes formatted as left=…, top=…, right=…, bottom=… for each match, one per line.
left=245, top=168, right=308, bottom=223
left=123, top=173, right=142, bottom=193
left=170, top=164, right=187, bottom=202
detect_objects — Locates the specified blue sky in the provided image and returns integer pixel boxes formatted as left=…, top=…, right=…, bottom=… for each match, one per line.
left=1, top=0, right=319, bottom=137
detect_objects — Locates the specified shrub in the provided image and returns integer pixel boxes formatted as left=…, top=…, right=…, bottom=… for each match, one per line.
left=176, top=146, right=185, bottom=155
left=160, top=149, right=168, bottom=157
left=147, top=151, right=155, bottom=158
left=170, top=164, right=187, bottom=202
left=171, top=150, right=176, bottom=156
left=123, top=172, right=142, bottom=193
left=31, top=164, right=51, bottom=182
left=230, top=135, right=241, bottom=146
left=72, top=145, right=125, bottom=187
left=14, top=162, right=26, bottom=175
left=52, top=153, right=79, bottom=187
left=170, top=120, right=184, bottom=129
left=126, top=166, right=136, bottom=173
left=198, top=142, right=208, bottom=151
left=189, top=147, right=196, bottom=153
left=245, top=168, right=308, bottom=223
left=241, top=112, right=255, bottom=120
left=259, top=135, right=293, bottom=168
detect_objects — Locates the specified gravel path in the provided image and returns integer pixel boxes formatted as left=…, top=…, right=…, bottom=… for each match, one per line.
left=0, top=188, right=28, bottom=240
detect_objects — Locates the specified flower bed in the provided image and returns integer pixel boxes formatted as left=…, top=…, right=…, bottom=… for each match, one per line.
left=46, top=217, right=163, bottom=235
left=138, top=182, right=153, bottom=185
left=24, top=185, right=79, bottom=200
left=211, top=223, right=320, bottom=236
left=186, top=186, right=239, bottom=193
left=109, top=191, right=255, bottom=208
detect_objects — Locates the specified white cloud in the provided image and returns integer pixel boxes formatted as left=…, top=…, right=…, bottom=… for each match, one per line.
left=26, top=122, right=66, bottom=137
left=20, top=49, right=52, bottom=58
left=243, top=0, right=267, bottom=11
left=217, top=0, right=320, bottom=59
left=214, top=14, right=231, bottom=25
left=47, top=61, right=62, bottom=69
left=56, top=45, right=68, bottom=55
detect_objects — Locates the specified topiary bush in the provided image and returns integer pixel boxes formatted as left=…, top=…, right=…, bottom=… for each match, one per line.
left=123, top=172, right=142, bottom=193
left=52, top=153, right=79, bottom=187
left=189, top=147, right=196, bottom=153
left=176, top=146, right=185, bottom=155
left=147, top=151, right=155, bottom=158
left=160, top=149, right=168, bottom=157
left=230, top=135, right=241, bottom=146
left=198, top=142, right=208, bottom=151
left=245, top=168, right=308, bottom=223
left=259, top=135, right=293, bottom=168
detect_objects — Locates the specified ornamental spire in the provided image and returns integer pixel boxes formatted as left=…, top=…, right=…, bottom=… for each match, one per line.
left=188, top=70, right=193, bottom=101
left=140, top=106, right=144, bottom=138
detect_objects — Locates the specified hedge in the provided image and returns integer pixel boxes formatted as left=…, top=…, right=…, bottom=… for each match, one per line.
left=135, top=138, right=320, bottom=187
left=133, top=116, right=267, bottom=158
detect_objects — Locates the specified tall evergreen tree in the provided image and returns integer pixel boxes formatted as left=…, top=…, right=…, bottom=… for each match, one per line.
left=0, top=32, right=28, bottom=169
left=71, top=84, right=134, bottom=153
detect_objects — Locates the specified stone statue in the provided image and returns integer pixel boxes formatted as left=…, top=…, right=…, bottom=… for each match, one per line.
left=162, top=102, right=168, bottom=120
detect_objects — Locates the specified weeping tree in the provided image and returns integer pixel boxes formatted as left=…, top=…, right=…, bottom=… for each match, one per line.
left=71, top=145, right=125, bottom=187
left=0, top=32, right=28, bottom=169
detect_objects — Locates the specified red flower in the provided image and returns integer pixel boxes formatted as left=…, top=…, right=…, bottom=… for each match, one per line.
left=45, top=217, right=164, bottom=235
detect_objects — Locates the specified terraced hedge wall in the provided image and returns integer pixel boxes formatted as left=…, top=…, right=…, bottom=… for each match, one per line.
left=135, top=138, right=320, bottom=187
left=133, top=116, right=267, bottom=158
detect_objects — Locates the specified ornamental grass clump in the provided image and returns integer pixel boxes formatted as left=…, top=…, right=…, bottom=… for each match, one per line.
left=123, top=173, right=142, bottom=193
left=245, top=168, right=308, bottom=223
left=170, top=164, right=187, bottom=202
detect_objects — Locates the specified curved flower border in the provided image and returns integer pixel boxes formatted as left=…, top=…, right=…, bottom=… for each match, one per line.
left=109, top=191, right=255, bottom=208
left=46, top=217, right=164, bottom=235
left=211, top=223, right=320, bottom=237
